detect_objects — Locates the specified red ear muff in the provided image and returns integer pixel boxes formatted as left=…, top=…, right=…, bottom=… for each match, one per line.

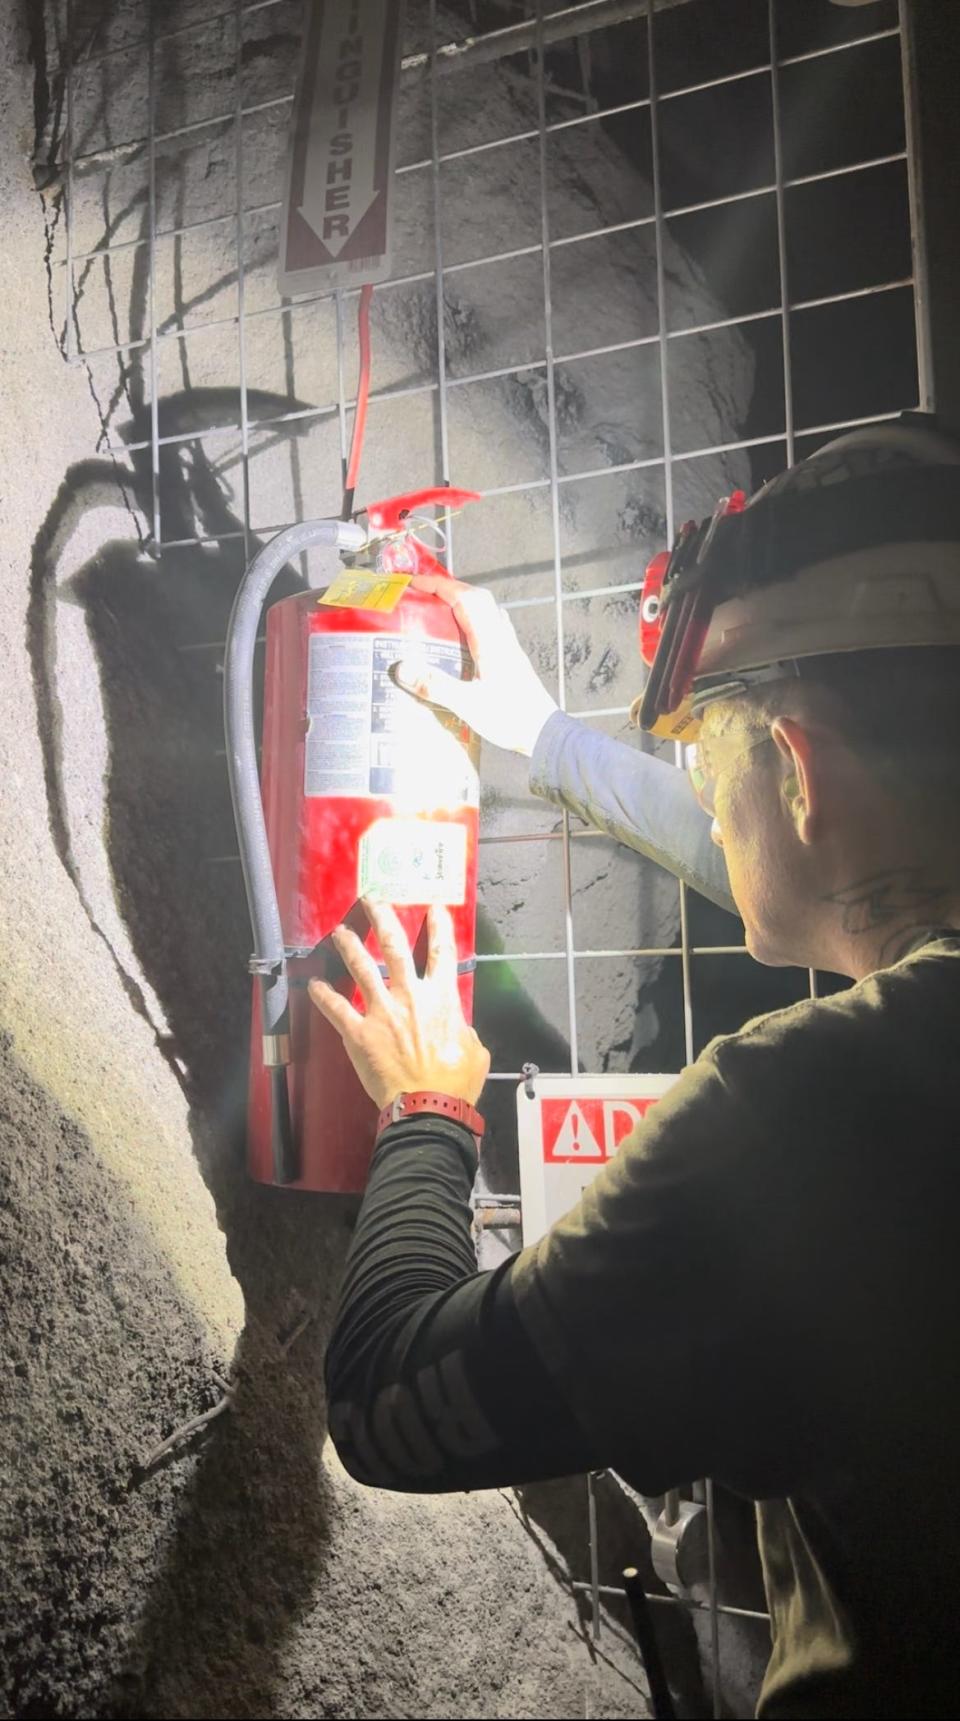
left=636, top=493, right=747, bottom=734
left=639, top=550, right=671, bottom=667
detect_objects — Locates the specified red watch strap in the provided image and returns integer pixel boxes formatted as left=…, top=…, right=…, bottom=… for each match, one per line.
left=376, top=1091, right=485, bottom=1141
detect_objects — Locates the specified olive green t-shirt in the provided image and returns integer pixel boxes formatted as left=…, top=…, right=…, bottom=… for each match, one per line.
left=512, top=934, right=960, bottom=1719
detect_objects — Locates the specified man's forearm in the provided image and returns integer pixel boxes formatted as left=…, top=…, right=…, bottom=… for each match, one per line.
left=324, top=1116, right=601, bottom=1492
left=530, top=711, right=737, bottom=914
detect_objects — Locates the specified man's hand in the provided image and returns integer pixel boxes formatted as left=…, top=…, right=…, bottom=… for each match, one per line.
left=393, top=574, right=559, bottom=757
left=308, top=899, right=490, bottom=1110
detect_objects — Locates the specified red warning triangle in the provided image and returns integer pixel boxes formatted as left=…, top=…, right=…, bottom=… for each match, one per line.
left=542, top=1099, right=604, bottom=1163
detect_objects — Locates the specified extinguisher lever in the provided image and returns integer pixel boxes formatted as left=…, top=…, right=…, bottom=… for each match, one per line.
left=364, top=486, right=481, bottom=534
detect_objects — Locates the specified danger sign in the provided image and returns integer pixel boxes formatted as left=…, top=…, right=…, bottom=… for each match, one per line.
left=541, top=1096, right=661, bottom=1163
left=279, top=0, right=403, bottom=295
left=517, top=1073, right=680, bottom=1246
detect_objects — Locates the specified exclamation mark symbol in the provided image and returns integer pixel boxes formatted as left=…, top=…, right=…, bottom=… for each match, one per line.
left=571, top=1111, right=580, bottom=1154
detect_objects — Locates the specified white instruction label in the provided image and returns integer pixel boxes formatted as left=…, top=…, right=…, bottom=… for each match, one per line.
left=358, top=818, right=468, bottom=905
left=305, top=633, right=479, bottom=805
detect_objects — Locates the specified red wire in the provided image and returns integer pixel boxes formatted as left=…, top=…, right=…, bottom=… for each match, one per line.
left=344, top=283, right=374, bottom=500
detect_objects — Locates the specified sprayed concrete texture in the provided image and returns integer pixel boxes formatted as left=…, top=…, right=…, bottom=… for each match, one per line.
left=2, top=1, right=769, bottom=1715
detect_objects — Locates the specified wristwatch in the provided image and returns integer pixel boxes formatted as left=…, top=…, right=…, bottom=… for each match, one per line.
left=376, top=1091, right=485, bottom=1144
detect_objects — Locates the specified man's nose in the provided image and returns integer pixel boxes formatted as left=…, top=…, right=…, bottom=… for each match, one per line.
left=710, top=818, right=724, bottom=849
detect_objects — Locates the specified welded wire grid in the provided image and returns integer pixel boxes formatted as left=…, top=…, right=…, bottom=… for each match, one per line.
left=59, top=1, right=926, bottom=1715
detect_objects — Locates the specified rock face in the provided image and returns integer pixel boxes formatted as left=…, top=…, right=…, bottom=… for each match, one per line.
left=2, top=1, right=760, bottom=1716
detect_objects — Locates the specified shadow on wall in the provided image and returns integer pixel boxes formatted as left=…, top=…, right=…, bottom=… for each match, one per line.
left=24, top=401, right=343, bottom=1716
left=25, top=386, right=588, bottom=1716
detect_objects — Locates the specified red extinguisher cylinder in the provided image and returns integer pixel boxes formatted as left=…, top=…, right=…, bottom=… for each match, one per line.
left=247, top=583, right=479, bottom=1193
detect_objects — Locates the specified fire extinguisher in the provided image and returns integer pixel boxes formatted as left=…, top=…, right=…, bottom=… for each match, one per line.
left=223, top=487, right=483, bottom=1194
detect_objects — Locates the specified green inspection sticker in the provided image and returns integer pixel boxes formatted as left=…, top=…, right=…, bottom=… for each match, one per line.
left=358, top=819, right=468, bottom=905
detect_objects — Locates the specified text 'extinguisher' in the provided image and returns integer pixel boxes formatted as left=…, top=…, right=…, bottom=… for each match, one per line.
left=224, top=489, right=483, bottom=1193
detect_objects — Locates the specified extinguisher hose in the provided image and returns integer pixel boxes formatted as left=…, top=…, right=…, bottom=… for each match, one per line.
left=224, top=518, right=367, bottom=1176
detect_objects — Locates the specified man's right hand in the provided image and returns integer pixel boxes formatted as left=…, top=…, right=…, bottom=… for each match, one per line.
left=393, top=574, right=559, bottom=757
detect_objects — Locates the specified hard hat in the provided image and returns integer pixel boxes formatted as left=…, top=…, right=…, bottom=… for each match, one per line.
left=633, top=413, right=960, bottom=741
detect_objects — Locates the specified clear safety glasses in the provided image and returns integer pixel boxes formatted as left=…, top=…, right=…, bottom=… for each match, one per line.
left=684, top=732, right=775, bottom=817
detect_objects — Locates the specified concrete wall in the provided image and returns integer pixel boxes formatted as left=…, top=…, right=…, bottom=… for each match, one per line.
left=1, top=2, right=764, bottom=1715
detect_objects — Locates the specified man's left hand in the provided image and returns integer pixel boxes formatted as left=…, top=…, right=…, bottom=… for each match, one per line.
left=308, top=899, right=490, bottom=1110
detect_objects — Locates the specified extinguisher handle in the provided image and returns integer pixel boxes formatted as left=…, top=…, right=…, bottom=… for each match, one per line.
left=365, top=486, right=482, bottom=533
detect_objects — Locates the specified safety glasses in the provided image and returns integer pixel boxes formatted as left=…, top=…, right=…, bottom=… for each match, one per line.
left=684, top=732, right=775, bottom=817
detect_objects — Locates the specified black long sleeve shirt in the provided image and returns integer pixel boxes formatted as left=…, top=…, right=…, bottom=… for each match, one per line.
left=326, top=935, right=960, bottom=1720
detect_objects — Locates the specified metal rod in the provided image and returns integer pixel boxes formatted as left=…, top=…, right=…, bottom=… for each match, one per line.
left=429, top=0, right=455, bottom=557
left=768, top=0, right=795, bottom=470
left=146, top=10, right=161, bottom=550
left=92, top=262, right=912, bottom=407
left=535, top=0, right=580, bottom=1077
left=234, top=0, right=251, bottom=564
left=102, top=266, right=914, bottom=457
left=68, top=54, right=903, bottom=227
left=98, top=272, right=913, bottom=451
left=705, top=1476, right=722, bottom=1721
left=154, top=406, right=911, bottom=557
left=69, top=148, right=909, bottom=310
left=770, top=0, right=820, bottom=1010
left=474, top=1207, right=522, bottom=1229
left=657, top=0, right=691, bottom=1503
left=646, top=0, right=693, bottom=1087
left=64, top=0, right=75, bottom=362
left=68, top=140, right=909, bottom=272
left=899, top=0, right=934, bottom=412
left=58, top=0, right=899, bottom=85
left=404, top=10, right=899, bottom=82
left=587, top=1471, right=602, bottom=1644
left=572, top=1579, right=770, bottom=1624
left=651, top=0, right=707, bottom=1690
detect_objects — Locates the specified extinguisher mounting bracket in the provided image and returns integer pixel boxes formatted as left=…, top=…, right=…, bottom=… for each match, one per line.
left=248, top=953, right=283, bottom=978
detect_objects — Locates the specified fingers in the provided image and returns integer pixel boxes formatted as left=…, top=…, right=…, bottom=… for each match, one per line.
left=424, top=904, right=458, bottom=985
left=329, top=924, right=390, bottom=1010
left=408, top=574, right=501, bottom=670
left=392, top=662, right=471, bottom=722
left=361, top=898, right=416, bottom=994
left=308, top=978, right=363, bottom=1034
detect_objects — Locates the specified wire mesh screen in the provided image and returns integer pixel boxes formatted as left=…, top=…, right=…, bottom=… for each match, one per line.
left=58, top=0, right=922, bottom=1712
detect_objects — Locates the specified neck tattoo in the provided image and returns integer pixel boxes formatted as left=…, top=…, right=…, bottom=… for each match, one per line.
left=822, top=866, right=952, bottom=967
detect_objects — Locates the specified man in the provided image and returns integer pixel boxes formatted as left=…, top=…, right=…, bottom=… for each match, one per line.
left=310, top=415, right=960, bottom=1718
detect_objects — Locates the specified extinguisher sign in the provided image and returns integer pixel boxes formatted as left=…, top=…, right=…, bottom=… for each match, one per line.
left=516, top=1073, right=681, bottom=1246
left=279, top=0, right=404, bottom=295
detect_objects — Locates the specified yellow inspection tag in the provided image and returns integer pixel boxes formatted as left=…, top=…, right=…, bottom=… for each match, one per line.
left=318, top=570, right=412, bottom=613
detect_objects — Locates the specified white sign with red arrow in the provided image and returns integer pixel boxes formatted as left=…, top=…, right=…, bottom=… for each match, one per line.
left=516, top=1072, right=681, bottom=1246
left=279, top=0, right=403, bottom=294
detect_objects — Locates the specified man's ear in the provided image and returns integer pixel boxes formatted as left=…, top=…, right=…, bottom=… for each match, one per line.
left=771, top=716, right=817, bottom=844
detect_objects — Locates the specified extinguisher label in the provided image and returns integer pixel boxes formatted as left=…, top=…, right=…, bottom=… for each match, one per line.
left=358, top=818, right=468, bottom=905
left=305, top=633, right=479, bottom=805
